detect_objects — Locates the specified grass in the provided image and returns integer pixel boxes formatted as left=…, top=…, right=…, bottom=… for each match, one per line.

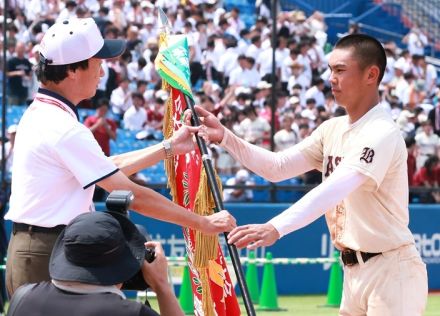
left=3, top=293, right=439, bottom=315
left=145, top=294, right=440, bottom=315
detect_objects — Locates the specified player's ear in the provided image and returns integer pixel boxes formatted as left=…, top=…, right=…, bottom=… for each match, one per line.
left=367, top=65, right=380, bottom=85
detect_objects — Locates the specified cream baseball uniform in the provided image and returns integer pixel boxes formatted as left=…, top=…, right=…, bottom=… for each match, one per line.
left=219, top=105, right=428, bottom=315
left=296, top=105, right=427, bottom=315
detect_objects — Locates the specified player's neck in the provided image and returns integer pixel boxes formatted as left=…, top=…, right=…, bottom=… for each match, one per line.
left=347, top=93, right=380, bottom=123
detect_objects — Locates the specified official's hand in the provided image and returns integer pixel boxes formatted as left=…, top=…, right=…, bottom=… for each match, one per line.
left=228, top=223, right=280, bottom=249
left=200, top=210, right=237, bottom=234
left=184, top=105, right=225, bottom=144
left=141, top=242, right=169, bottom=292
left=169, top=124, right=200, bottom=155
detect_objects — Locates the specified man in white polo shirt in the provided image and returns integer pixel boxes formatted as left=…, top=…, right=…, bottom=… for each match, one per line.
left=5, top=18, right=236, bottom=296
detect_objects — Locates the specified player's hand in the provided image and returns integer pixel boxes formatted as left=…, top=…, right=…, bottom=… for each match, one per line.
left=184, top=105, right=225, bottom=144
left=199, top=210, right=237, bottom=234
left=141, top=241, right=169, bottom=291
left=228, top=223, right=280, bottom=249
left=169, top=125, right=201, bottom=155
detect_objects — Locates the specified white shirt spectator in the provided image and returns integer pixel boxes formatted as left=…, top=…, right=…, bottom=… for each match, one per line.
left=305, top=85, right=325, bottom=107
left=257, top=47, right=281, bottom=77
left=239, top=117, right=271, bottom=145
left=407, top=30, right=428, bottom=56
left=97, top=61, right=109, bottom=92
left=229, top=68, right=258, bottom=88
left=246, top=43, right=261, bottom=60
left=123, top=106, right=147, bottom=131
left=217, top=47, right=239, bottom=78
left=274, top=128, right=299, bottom=152
left=127, top=61, right=149, bottom=82
left=110, top=86, right=132, bottom=115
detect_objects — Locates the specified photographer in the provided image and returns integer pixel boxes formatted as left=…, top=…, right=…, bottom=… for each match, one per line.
left=7, top=211, right=183, bottom=316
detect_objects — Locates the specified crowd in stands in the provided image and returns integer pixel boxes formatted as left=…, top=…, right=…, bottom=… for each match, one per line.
left=0, top=0, right=439, bottom=203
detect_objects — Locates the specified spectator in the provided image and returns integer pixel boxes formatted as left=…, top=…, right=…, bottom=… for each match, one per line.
left=0, top=125, right=18, bottom=174
left=7, top=42, right=32, bottom=105
left=415, top=119, right=440, bottom=169
left=236, top=105, right=271, bottom=147
left=123, top=92, right=148, bottom=131
left=403, top=26, right=428, bottom=56
left=428, top=100, right=440, bottom=137
left=245, top=34, right=262, bottom=60
left=406, top=137, right=418, bottom=187
left=110, top=78, right=132, bottom=117
left=305, top=78, right=325, bottom=107
left=8, top=211, right=185, bottom=316
left=413, top=155, right=440, bottom=203
left=127, top=57, right=149, bottom=82
left=223, top=169, right=254, bottom=202
left=56, top=0, right=77, bottom=22
left=84, top=99, right=117, bottom=157
left=274, top=113, right=299, bottom=151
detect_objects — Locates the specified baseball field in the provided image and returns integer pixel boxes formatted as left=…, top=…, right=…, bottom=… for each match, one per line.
left=145, top=294, right=440, bottom=315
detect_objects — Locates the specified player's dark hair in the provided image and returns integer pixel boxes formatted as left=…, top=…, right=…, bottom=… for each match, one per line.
left=335, top=34, right=386, bottom=85
left=36, top=59, right=89, bottom=84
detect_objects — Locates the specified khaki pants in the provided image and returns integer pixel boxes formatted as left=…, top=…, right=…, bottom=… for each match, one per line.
left=6, top=230, right=60, bottom=297
left=340, top=244, right=428, bottom=316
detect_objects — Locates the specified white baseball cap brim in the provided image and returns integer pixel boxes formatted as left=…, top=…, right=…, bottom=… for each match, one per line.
left=40, top=18, right=126, bottom=65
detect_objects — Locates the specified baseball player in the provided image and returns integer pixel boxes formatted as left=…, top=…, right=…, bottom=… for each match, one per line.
left=192, top=34, right=427, bottom=315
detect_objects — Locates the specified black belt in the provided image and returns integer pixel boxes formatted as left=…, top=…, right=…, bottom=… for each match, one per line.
left=13, top=222, right=66, bottom=234
left=341, top=249, right=381, bottom=266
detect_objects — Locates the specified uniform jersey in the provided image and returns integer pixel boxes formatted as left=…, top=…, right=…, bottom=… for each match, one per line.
left=296, top=105, right=414, bottom=252
left=5, top=89, right=118, bottom=227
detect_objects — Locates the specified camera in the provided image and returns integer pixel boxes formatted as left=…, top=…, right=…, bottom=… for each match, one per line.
left=106, top=190, right=155, bottom=291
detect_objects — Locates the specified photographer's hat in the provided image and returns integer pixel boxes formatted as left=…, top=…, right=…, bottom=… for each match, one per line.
left=39, top=18, right=126, bottom=65
left=49, top=212, right=146, bottom=285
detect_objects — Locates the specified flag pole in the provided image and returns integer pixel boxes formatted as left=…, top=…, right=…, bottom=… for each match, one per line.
left=185, top=95, right=256, bottom=316
left=157, top=8, right=255, bottom=315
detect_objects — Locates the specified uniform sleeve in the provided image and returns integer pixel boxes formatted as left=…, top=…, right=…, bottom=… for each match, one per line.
left=339, top=126, right=399, bottom=190
left=53, top=125, right=119, bottom=189
left=295, top=122, right=325, bottom=171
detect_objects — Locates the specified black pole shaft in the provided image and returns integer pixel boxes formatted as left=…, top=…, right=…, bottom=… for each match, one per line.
left=270, top=0, right=277, bottom=153
left=1, top=0, right=8, bottom=190
left=0, top=0, right=8, bottom=310
left=184, top=95, right=256, bottom=316
left=269, top=0, right=278, bottom=202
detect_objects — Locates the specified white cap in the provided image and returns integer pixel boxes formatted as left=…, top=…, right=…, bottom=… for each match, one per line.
left=7, top=124, right=18, bottom=134
left=155, top=89, right=169, bottom=101
left=141, top=1, right=154, bottom=9
left=39, top=18, right=126, bottom=65
left=236, top=169, right=249, bottom=182
left=257, top=81, right=272, bottom=89
left=289, top=96, right=300, bottom=105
